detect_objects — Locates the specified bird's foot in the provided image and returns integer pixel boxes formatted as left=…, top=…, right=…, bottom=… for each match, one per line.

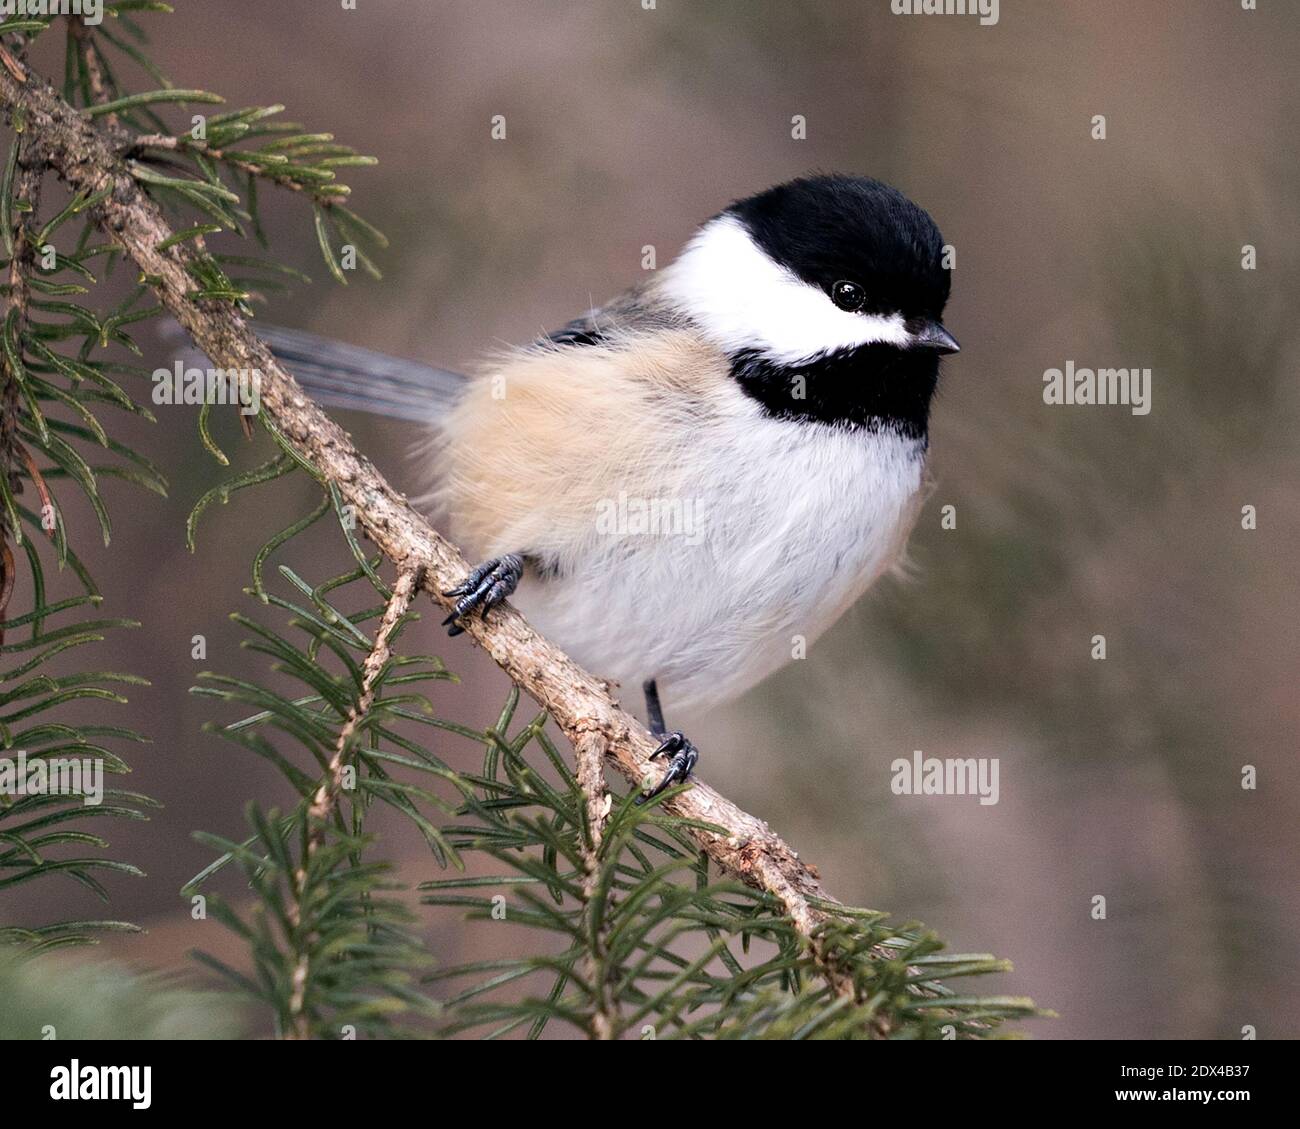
left=636, top=732, right=699, bottom=804
left=441, top=554, right=523, bottom=636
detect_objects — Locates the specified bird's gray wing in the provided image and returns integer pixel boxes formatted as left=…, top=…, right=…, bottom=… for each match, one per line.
left=541, top=282, right=683, bottom=348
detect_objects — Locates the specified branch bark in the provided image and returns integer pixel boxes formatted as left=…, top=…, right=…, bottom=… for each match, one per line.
left=0, top=65, right=856, bottom=997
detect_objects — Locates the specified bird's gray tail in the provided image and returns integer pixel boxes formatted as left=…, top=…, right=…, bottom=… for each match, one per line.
left=256, top=324, right=466, bottom=422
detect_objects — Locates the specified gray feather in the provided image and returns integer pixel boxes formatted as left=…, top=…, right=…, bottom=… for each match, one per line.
left=256, top=324, right=466, bottom=422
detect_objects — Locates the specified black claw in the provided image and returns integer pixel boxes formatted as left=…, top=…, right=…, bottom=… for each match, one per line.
left=649, top=732, right=683, bottom=760
left=637, top=732, right=699, bottom=804
left=443, top=554, right=523, bottom=636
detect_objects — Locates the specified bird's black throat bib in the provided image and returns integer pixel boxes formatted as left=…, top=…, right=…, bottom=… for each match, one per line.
left=730, top=343, right=940, bottom=439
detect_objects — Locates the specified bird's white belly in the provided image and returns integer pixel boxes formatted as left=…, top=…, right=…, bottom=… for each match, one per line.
left=514, top=409, right=927, bottom=717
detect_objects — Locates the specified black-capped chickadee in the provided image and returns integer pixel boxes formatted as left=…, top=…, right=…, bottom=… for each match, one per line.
left=261, top=174, right=958, bottom=800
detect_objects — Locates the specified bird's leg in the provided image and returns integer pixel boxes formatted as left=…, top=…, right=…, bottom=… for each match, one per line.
left=637, top=679, right=699, bottom=804
left=644, top=677, right=669, bottom=738
left=441, top=553, right=523, bottom=636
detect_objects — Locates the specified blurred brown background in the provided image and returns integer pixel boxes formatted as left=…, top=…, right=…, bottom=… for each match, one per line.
left=4, top=0, right=1297, bottom=1038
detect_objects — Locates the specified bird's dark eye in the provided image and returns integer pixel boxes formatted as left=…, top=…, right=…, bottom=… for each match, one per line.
left=831, top=280, right=866, bottom=312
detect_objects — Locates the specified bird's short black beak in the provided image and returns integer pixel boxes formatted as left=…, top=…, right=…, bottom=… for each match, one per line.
left=914, top=321, right=960, bottom=355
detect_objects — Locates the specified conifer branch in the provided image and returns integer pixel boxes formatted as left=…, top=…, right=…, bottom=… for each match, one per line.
left=0, top=25, right=158, bottom=953
left=285, top=565, right=423, bottom=1038
left=574, top=730, right=615, bottom=1037
left=304, top=564, right=422, bottom=851
left=1, top=39, right=43, bottom=641
left=127, top=132, right=351, bottom=203
left=0, top=64, right=859, bottom=996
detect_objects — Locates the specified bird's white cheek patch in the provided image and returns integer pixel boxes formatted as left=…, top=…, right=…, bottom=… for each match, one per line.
left=662, top=214, right=911, bottom=364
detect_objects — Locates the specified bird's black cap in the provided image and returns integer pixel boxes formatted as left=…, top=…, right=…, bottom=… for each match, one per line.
left=727, top=174, right=951, bottom=321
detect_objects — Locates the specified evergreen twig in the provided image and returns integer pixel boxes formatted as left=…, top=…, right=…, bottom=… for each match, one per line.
left=0, top=18, right=157, bottom=954
left=286, top=566, right=423, bottom=1038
